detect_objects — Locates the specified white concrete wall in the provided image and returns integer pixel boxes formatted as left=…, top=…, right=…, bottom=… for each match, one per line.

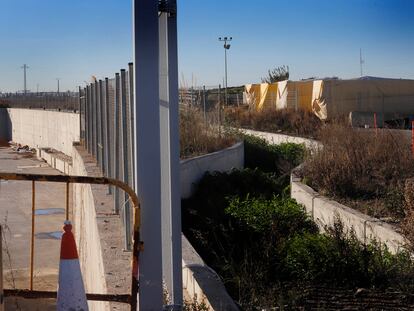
left=291, top=172, right=407, bottom=254
left=180, top=141, right=244, bottom=199
left=182, top=235, right=238, bottom=310
left=71, top=147, right=109, bottom=311
left=240, top=128, right=321, bottom=150
left=7, top=108, right=79, bottom=157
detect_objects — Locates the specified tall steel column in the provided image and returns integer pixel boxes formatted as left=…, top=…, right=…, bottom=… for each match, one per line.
left=133, top=0, right=163, bottom=309
left=159, top=5, right=182, bottom=308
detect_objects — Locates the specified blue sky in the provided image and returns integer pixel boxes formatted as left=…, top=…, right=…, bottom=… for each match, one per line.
left=0, top=0, right=413, bottom=92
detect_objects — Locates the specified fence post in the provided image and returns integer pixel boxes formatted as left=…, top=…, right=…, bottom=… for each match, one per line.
left=85, top=86, right=89, bottom=150
left=91, top=82, right=97, bottom=157
left=128, top=62, right=136, bottom=190
left=96, top=80, right=102, bottom=170
left=218, top=84, right=222, bottom=136
left=78, top=86, right=82, bottom=144
left=98, top=80, right=105, bottom=174
left=120, top=69, right=132, bottom=250
left=203, top=85, right=206, bottom=124
left=114, top=73, right=120, bottom=215
left=87, top=85, right=92, bottom=153
left=105, top=78, right=112, bottom=194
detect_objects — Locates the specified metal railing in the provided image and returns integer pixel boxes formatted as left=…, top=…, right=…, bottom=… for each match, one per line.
left=0, top=172, right=142, bottom=310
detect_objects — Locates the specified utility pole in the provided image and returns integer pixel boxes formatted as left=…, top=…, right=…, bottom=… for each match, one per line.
left=218, top=36, right=232, bottom=106
left=56, top=78, right=61, bottom=94
left=360, top=48, right=364, bottom=77
left=21, top=64, right=29, bottom=94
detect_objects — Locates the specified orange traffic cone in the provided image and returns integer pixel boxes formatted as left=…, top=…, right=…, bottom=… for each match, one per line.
left=57, top=221, right=89, bottom=311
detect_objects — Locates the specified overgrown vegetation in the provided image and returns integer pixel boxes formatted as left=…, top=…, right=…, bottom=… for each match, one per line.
left=183, top=170, right=414, bottom=309
left=183, top=137, right=414, bottom=309
left=225, top=107, right=322, bottom=138
left=301, top=124, right=414, bottom=221
left=244, top=134, right=305, bottom=174
left=180, top=105, right=236, bottom=158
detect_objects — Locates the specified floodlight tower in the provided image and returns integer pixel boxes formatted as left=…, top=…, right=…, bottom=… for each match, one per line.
left=218, top=36, right=232, bottom=106
left=21, top=64, right=29, bottom=94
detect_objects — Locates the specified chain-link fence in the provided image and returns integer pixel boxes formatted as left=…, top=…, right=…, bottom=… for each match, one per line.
left=79, top=64, right=135, bottom=250
left=0, top=92, right=79, bottom=111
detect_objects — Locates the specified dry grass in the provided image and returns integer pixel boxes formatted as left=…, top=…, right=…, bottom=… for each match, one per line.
left=302, top=124, right=414, bottom=220
left=225, top=106, right=322, bottom=138
left=180, top=104, right=236, bottom=159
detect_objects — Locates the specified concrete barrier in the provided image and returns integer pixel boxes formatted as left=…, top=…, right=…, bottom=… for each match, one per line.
left=182, top=235, right=238, bottom=310
left=180, top=141, right=244, bottom=198
left=291, top=170, right=407, bottom=254
left=71, top=146, right=109, bottom=311
left=240, top=128, right=321, bottom=150
left=5, top=108, right=79, bottom=157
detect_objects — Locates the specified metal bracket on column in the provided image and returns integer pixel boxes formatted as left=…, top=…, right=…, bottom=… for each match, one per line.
left=158, top=0, right=176, bottom=16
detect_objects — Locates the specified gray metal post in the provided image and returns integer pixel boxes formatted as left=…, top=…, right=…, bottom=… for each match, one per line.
left=99, top=80, right=105, bottom=174
left=203, top=85, right=206, bottom=123
left=92, top=82, right=97, bottom=157
left=218, top=84, right=222, bottom=134
left=133, top=0, right=163, bottom=308
left=120, top=69, right=132, bottom=250
left=114, top=73, right=120, bottom=215
left=78, top=86, right=82, bottom=143
left=88, top=85, right=93, bottom=154
left=85, top=86, right=89, bottom=150
left=105, top=78, right=112, bottom=194
left=86, top=86, right=90, bottom=152
left=128, top=62, right=136, bottom=190
left=165, top=5, right=182, bottom=308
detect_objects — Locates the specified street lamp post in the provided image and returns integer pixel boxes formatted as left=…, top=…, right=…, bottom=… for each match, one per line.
left=218, top=36, right=232, bottom=106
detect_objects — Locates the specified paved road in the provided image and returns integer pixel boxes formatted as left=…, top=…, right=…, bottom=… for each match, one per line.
left=0, top=145, right=71, bottom=310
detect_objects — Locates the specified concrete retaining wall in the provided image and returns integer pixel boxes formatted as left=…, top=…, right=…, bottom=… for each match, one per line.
left=182, top=235, right=238, bottom=310
left=240, top=128, right=321, bottom=150
left=6, top=108, right=79, bottom=157
left=180, top=141, right=244, bottom=198
left=291, top=171, right=407, bottom=254
left=71, top=147, right=109, bottom=311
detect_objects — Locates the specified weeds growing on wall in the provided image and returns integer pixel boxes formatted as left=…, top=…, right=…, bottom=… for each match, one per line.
left=225, top=107, right=322, bottom=138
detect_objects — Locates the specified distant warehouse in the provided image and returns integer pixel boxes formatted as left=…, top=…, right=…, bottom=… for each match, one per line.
left=244, top=77, right=414, bottom=126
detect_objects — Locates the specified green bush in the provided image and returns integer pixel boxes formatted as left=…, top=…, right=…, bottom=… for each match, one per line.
left=226, top=195, right=317, bottom=236
left=283, top=219, right=414, bottom=289
left=244, top=134, right=305, bottom=174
